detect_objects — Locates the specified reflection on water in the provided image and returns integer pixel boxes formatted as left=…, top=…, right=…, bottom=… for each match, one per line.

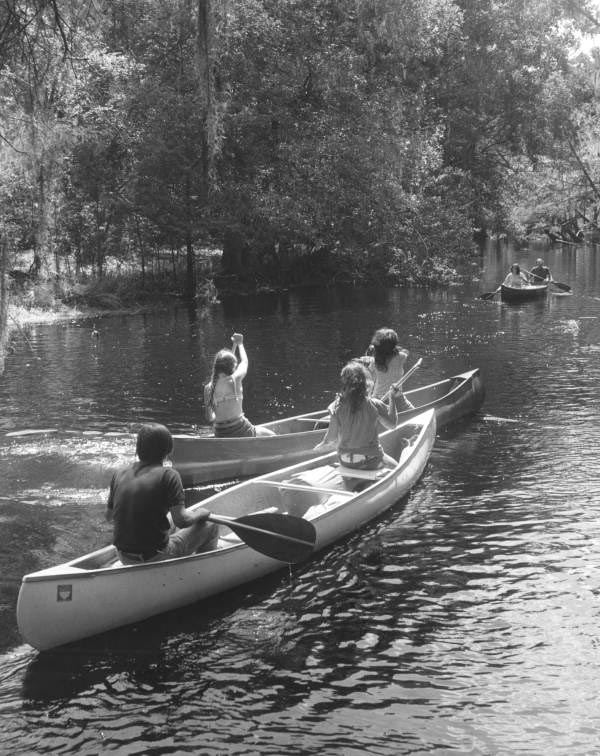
left=0, top=241, right=600, bottom=754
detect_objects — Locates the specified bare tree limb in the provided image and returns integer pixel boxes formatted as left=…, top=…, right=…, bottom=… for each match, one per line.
left=567, top=137, right=600, bottom=199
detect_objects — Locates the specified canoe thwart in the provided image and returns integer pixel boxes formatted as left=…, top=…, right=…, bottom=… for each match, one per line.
left=260, top=480, right=354, bottom=496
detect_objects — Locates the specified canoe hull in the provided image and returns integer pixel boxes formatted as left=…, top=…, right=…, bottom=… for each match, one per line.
left=17, top=411, right=436, bottom=651
left=500, top=284, right=548, bottom=302
left=173, top=369, right=483, bottom=485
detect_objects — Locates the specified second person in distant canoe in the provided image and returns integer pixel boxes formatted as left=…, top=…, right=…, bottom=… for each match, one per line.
left=528, top=258, right=553, bottom=284
left=204, top=333, right=276, bottom=438
left=360, top=327, right=414, bottom=411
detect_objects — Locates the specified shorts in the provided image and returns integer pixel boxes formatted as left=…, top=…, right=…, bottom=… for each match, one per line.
left=118, top=522, right=219, bottom=564
left=214, top=415, right=256, bottom=438
left=338, top=451, right=383, bottom=470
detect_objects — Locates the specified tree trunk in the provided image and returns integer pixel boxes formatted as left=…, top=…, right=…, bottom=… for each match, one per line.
left=186, top=236, right=195, bottom=299
left=0, top=235, right=9, bottom=375
left=197, top=0, right=213, bottom=199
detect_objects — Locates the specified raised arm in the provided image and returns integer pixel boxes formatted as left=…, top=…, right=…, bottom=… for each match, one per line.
left=231, top=333, right=248, bottom=379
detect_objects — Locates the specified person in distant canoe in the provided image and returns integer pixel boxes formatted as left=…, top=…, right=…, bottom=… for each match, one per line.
left=204, top=332, right=275, bottom=438
left=358, top=327, right=414, bottom=411
left=106, top=423, right=218, bottom=565
left=528, top=258, right=553, bottom=284
left=503, top=263, right=529, bottom=288
left=314, top=361, right=401, bottom=470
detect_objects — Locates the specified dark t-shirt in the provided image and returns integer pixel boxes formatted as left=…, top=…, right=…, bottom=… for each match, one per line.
left=530, top=265, right=550, bottom=282
left=107, top=463, right=185, bottom=555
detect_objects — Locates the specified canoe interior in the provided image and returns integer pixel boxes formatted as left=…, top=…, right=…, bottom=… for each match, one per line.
left=49, top=419, right=424, bottom=576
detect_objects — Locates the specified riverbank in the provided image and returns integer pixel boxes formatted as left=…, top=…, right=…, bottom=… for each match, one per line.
left=2, top=242, right=483, bottom=353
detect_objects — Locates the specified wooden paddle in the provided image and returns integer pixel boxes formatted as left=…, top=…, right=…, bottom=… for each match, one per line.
left=391, top=357, right=422, bottom=391
left=207, top=512, right=316, bottom=563
left=479, top=286, right=501, bottom=300
left=524, top=269, right=571, bottom=292
left=379, top=358, right=422, bottom=402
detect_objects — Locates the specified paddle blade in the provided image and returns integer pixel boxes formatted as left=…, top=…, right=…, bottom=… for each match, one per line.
left=228, top=513, right=316, bottom=563
left=552, top=281, right=571, bottom=292
left=479, top=290, right=498, bottom=300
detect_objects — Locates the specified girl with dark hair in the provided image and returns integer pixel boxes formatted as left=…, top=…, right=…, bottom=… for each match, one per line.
left=361, top=327, right=413, bottom=411
left=314, top=361, right=400, bottom=469
left=503, top=263, right=528, bottom=288
left=203, top=333, right=275, bottom=438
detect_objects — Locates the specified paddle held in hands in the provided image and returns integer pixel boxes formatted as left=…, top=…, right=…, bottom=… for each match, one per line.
left=207, top=512, right=317, bottom=563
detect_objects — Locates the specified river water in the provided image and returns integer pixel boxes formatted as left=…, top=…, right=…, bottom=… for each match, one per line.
left=0, top=241, right=599, bottom=755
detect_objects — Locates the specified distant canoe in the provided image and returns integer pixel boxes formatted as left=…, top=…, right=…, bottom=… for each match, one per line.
left=172, top=368, right=484, bottom=486
left=17, top=410, right=436, bottom=651
left=500, top=284, right=548, bottom=302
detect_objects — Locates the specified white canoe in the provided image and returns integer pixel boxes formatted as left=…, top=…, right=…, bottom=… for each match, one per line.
left=17, top=409, right=436, bottom=651
left=172, top=368, right=482, bottom=485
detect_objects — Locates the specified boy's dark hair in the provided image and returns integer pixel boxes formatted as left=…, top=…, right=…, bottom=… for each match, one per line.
left=136, top=423, right=173, bottom=464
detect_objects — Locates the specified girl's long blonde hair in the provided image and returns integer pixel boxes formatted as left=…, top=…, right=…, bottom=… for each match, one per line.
left=206, top=349, right=237, bottom=409
left=333, top=361, right=369, bottom=414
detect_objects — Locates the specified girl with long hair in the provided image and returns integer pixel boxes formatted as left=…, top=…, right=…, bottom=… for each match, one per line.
left=204, top=333, right=275, bottom=438
left=361, top=327, right=413, bottom=411
left=314, top=361, right=400, bottom=469
left=503, top=263, right=529, bottom=288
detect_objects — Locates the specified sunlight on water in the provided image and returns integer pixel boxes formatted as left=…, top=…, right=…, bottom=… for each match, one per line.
left=0, top=241, right=599, bottom=753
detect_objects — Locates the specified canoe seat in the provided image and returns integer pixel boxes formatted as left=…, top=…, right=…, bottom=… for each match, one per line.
left=304, top=494, right=352, bottom=519
left=335, top=465, right=388, bottom=480
left=217, top=505, right=280, bottom=550
left=218, top=533, right=242, bottom=548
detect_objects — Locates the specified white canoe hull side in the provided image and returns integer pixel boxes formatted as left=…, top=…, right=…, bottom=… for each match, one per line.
left=17, top=410, right=436, bottom=651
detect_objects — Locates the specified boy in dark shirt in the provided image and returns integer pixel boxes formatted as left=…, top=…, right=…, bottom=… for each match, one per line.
left=106, top=423, right=218, bottom=564
left=529, top=258, right=552, bottom=283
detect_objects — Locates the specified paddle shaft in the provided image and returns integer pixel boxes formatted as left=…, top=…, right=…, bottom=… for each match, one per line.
left=207, top=513, right=314, bottom=548
left=524, top=269, right=570, bottom=291
left=480, top=286, right=501, bottom=300
left=391, top=357, right=422, bottom=390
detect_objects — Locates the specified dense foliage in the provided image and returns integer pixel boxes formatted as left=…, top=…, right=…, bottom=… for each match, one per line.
left=0, top=0, right=599, bottom=310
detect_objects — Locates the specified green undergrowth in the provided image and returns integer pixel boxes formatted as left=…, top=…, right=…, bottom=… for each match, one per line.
left=7, top=271, right=218, bottom=325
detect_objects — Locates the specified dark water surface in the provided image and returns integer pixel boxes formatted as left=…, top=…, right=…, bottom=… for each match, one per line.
left=1, top=242, right=600, bottom=755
